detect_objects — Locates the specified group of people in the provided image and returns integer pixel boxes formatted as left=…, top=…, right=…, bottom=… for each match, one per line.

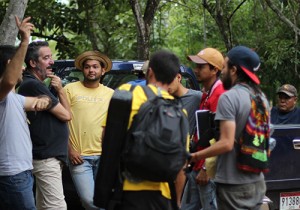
left=0, top=17, right=114, bottom=210
left=0, top=16, right=299, bottom=210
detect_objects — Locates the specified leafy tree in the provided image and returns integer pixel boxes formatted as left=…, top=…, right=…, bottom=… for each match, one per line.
left=201, top=0, right=247, bottom=51
left=159, top=0, right=225, bottom=64
left=1, top=0, right=300, bottom=103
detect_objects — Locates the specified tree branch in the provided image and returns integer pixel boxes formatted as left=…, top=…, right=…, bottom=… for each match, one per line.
left=264, top=0, right=300, bottom=35
left=229, top=0, right=246, bottom=21
left=31, top=32, right=74, bottom=45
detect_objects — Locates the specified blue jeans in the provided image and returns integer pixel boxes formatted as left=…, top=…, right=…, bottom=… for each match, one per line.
left=181, top=170, right=217, bottom=210
left=0, top=170, right=36, bottom=210
left=69, top=155, right=102, bottom=210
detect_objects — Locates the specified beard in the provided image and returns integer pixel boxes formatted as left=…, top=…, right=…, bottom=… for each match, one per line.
left=221, top=71, right=233, bottom=90
left=35, top=65, right=48, bottom=80
left=84, top=75, right=101, bottom=82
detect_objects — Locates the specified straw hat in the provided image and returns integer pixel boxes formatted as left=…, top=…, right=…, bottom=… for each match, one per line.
left=75, top=51, right=112, bottom=72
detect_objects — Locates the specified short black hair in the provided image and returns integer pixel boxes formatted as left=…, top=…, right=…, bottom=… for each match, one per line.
left=149, top=50, right=180, bottom=84
left=25, top=41, right=49, bottom=68
left=0, top=45, right=17, bottom=78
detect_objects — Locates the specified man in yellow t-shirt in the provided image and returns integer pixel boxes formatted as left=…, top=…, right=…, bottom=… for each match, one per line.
left=104, top=50, right=188, bottom=210
left=64, top=51, right=114, bottom=210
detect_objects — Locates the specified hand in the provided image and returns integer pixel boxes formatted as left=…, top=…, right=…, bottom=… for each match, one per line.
left=15, top=16, right=34, bottom=44
left=196, top=169, right=210, bottom=186
left=69, top=147, right=84, bottom=165
left=33, top=96, right=51, bottom=111
left=190, top=152, right=200, bottom=163
left=48, top=74, right=63, bottom=91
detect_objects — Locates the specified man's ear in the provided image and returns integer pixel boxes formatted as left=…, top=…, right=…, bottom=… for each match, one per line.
left=147, top=67, right=153, bottom=77
left=146, top=67, right=156, bottom=82
left=177, top=73, right=182, bottom=82
left=29, top=60, right=37, bottom=68
left=294, top=97, right=298, bottom=105
left=212, top=67, right=219, bottom=75
left=230, top=66, right=237, bottom=75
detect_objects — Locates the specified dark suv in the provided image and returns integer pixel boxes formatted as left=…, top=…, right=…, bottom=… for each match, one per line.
left=265, top=124, right=300, bottom=210
left=52, top=59, right=200, bottom=210
left=53, top=59, right=200, bottom=90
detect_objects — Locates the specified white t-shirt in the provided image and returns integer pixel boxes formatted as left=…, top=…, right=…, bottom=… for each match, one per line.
left=0, top=92, right=33, bottom=176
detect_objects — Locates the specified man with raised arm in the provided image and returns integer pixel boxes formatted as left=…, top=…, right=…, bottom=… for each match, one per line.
left=0, top=16, right=51, bottom=210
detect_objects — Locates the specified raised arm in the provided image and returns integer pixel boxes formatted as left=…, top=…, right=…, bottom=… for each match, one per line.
left=0, top=16, right=34, bottom=100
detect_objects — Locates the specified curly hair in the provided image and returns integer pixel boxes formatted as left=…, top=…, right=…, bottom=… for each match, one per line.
left=25, top=41, right=49, bottom=69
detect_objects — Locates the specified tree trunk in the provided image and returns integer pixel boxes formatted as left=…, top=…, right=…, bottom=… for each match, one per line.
left=202, top=0, right=246, bottom=51
left=0, top=0, right=28, bottom=45
left=129, top=0, right=160, bottom=60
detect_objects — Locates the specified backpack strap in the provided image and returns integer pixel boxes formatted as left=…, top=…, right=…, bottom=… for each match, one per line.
left=234, top=83, right=253, bottom=95
left=168, top=181, right=179, bottom=210
left=235, top=83, right=268, bottom=115
left=129, top=84, right=136, bottom=92
left=141, top=85, right=159, bottom=99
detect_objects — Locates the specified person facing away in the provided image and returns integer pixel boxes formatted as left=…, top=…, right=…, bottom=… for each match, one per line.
left=18, top=41, right=71, bottom=210
left=167, top=71, right=202, bottom=208
left=190, top=46, right=270, bottom=210
left=102, top=50, right=189, bottom=210
left=0, top=17, right=52, bottom=210
left=127, top=60, right=148, bottom=86
left=64, top=50, right=114, bottom=210
left=181, top=47, right=225, bottom=210
left=271, top=84, right=300, bottom=124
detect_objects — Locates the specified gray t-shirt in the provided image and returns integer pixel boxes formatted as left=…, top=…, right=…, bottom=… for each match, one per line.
left=0, top=92, right=33, bottom=176
left=180, top=89, right=202, bottom=134
left=214, top=84, right=268, bottom=184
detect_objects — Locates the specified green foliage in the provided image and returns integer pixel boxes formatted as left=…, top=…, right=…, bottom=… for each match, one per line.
left=1, top=0, right=299, bottom=99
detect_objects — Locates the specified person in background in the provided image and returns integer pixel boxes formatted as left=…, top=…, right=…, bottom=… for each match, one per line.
left=168, top=70, right=202, bottom=136
left=64, top=50, right=114, bottom=210
left=167, top=71, right=202, bottom=208
left=181, top=47, right=225, bottom=210
left=18, top=41, right=71, bottom=210
left=127, top=60, right=148, bottom=86
left=271, top=84, right=300, bottom=124
left=0, top=16, right=51, bottom=210
left=191, top=46, right=269, bottom=210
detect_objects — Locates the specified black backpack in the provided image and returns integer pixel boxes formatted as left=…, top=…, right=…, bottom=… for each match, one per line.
left=122, top=85, right=190, bottom=182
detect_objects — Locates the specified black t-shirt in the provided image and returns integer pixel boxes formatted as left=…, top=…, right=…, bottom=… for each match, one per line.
left=18, top=72, right=68, bottom=163
left=271, top=106, right=300, bottom=124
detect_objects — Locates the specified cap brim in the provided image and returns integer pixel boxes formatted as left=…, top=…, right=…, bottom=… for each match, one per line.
left=277, top=90, right=295, bottom=97
left=75, top=51, right=112, bottom=72
left=187, top=55, right=208, bottom=64
left=241, top=66, right=260, bottom=85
